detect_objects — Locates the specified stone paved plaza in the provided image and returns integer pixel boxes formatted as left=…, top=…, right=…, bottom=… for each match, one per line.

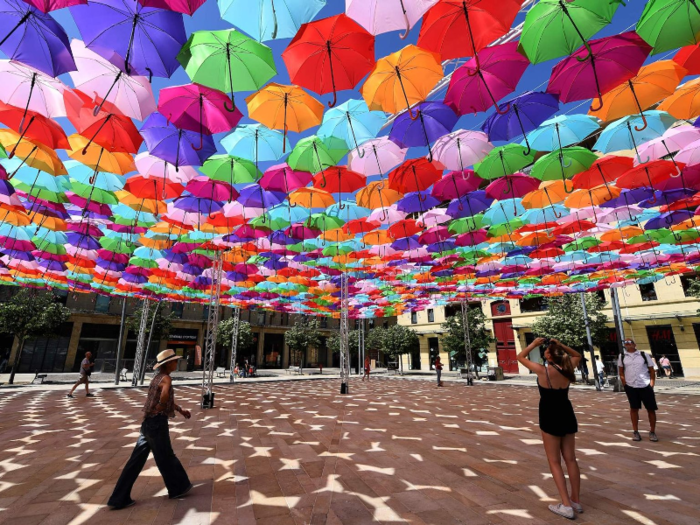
left=0, top=378, right=699, bottom=525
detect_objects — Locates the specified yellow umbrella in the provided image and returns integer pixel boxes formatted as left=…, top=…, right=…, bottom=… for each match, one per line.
left=67, top=134, right=135, bottom=175
left=658, top=77, right=700, bottom=120
left=246, top=83, right=324, bottom=152
left=0, top=130, right=66, bottom=175
left=361, top=44, right=443, bottom=117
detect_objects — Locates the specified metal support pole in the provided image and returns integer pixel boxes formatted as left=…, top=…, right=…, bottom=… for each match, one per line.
left=339, top=271, right=350, bottom=394
left=229, top=306, right=241, bottom=383
left=202, top=255, right=223, bottom=408
left=139, top=301, right=160, bottom=385
left=580, top=292, right=600, bottom=391
left=131, top=298, right=151, bottom=387
left=610, top=287, right=626, bottom=353
left=461, top=299, right=474, bottom=385
left=114, top=297, right=127, bottom=385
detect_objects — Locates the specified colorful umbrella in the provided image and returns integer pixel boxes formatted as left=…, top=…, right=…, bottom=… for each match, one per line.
left=218, top=0, right=325, bottom=41
left=140, top=112, right=216, bottom=170
left=345, top=0, right=438, bottom=38
left=636, top=0, right=700, bottom=54
left=389, top=101, right=458, bottom=161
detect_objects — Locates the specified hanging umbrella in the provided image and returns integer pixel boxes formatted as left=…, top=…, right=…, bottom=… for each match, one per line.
left=347, top=137, right=406, bottom=177
left=0, top=0, right=76, bottom=77
left=312, top=166, right=366, bottom=205
left=432, top=130, right=492, bottom=171
left=589, top=60, right=687, bottom=128
left=0, top=101, right=68, bottom=155
left=525, top=115, right=599, bottom=153
left=345, top=0, right=438, bottom=38
left=138, top=0, right=207, bottom=16
left=389, top=101, right=458, bottom=161
left=218, top=0, right=325, bottom=41
left=388, top=158, right=442, bottom=194
left=361, top=44, right=443, bottom=118
left=638, top=126, right=700, bottom=172
left=636, top=0, right=700, bottom=54
left=318, top=99, right=385, bottom=156
left=246, top=83, right=324, bottom=152
left=0, top=131, right=66, bottom=175
left=485, top=174, right=539, bottom=201
left=67, top=134, right=134, bottom=175
left=417, top=0, right=519, bottom=63
left=522, top=180, right=573, bottom=209
left=594, top=111, right=676, bottom=162
left=519, top=0, right=620, bottom=64
left=547, top=32, right=652, bottom=112
left=432, top=169, right=482, bottom=201
left=572, top=155, right=633, bottom=190
left=177, top=29, right=276, bottom=112
left=260, top=163, right=312, bottom=193
left=673, top=43, right=700, bottom=75
left=135, top=153, right=199, bottom=185
left=71, top=0, right=187, bottom=78
left=289, top=187, right=335, bottom=209
left=482, top=92, right=559, bottom=154
left=282, top=14, right=375, bottom=107
left=140, top=112, right=216, bottom=170
left=658, top=77, right=700, bottom=120
left=287, top=135, right=347, bottom=174
left=22, top=0, right=85, bottom=12
left=221, top=124, right=289, bottom=166
left=475, top=144, right=535, bottom=180
left=356, top=181, right=403, bottom=216
left=530, top=147, right=597, bottom=186
left=159, top=83, right=243, bottom=149
left=445, top=41, right=529, bottom=116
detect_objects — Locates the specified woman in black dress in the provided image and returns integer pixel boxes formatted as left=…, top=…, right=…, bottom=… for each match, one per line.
left=518, top=337, right=582, bottom=520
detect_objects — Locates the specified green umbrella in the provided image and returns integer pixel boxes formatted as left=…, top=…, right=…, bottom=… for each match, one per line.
left=448, top=214, right=485, bottom=234
left=177, top=29, right=276, bottom=112
left=530, top=146, right=598, bottom=184
left=474, top=144, right=535, bottom=180
left=201, top=154, right=261, bottom=183
left=520, top=0, right=620, bottom=64
left=637, top=0, right=700, bottom=54
left=487, top=219, right=525, bottom=237
left=249, top=213, right=289, bottom=229
left=305, top=213, right=345, bottom=231
left=287, top=135, right=348, bottom=174
left=662, top=229, right=700, bottom=244
left=564, top=237, right=601, bottom=251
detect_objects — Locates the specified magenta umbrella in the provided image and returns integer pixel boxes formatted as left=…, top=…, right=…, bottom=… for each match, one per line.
left=485, top=173, right=539, bottom=200
left=547, top=32, right=652, bottom=112
left=186, top=176, right=238, bottom=202
left=259, top=163, right=313, bottom=193
left=22, top=0, right=86, bottom=13
left=445, top=41, right=529, bottom=116
left=158, top=83, right=243, bottom=150
left=455, top=229, right=488, bottom=247
left=432, top=170, right=482, bottom=201
left=138, top=0, right=206, bottom=15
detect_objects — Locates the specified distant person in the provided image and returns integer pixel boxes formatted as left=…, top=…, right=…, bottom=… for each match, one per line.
left=362, top=356, right=371, bottom=381
left=434, top=355, right=443, bottom=387
left=618, top=339, right=658, bottom=442
left=0, top=350, right=8, bottom=373
left=108, top=349, right=192, bottom=510
left=518, top=337, right=582, bottom=520
left=659, top=355, right=673, bottom=378
left=579, top=356, right=589, bottom=383
left=595, top=356, right=605, bottom=387
left=243, top=359, right=249, bottom=378
left=67, top=351, right=94, bottom=398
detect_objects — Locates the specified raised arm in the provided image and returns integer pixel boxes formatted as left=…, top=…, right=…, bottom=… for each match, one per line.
left=517, top=337, right=546, bottom=373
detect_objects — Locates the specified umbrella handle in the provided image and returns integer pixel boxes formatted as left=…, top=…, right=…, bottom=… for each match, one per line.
left=634, top=112, right=648, bottom=132
left=589, top=94, right=603, bottom=112
left=191, top=96, right=204, bottom=151
left=326, top=43, right=338, bottom=108
left=224, top=96, right=236, bottom=113
left=8, top=116, right=33, bottom=159
left=575, top=41, right=593, bottom=63
left=560, top=153, right=572, bottom=169
left=270, top=0, right=278, bottom=39
left=563, top=179, right=575, bottom=194
left=399, top=0, right=411, bottom=39
left=347, top=115, right=365, bottom=158
left=495, top=102, right=511, bottom=115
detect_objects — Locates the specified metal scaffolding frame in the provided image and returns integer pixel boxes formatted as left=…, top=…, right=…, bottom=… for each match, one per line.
left=461, top=299, right=474, bottom=386
left=339, top=271, right=350, bottom=394
left=228, top=306, right=241, bottom=383
left=131, top=298, right=150, bottom=387
left=201, top=254, right=223, bottom=408
left=358, top=318, right=365, bottom=374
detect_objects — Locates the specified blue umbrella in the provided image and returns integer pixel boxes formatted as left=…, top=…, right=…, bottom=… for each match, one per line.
left=522, top=205, right=569, bottom=224
left=326, top=201, right=370, bottom=220
left=318, top=99, right=385, bottom=156
left=221, top=124, right=289, bottom=167
left=525, top=114, right=600, bottom=152
left=594, top=111, right=676, bottom=162
left=483, top=198, right=525, bottom=225
left=217, top=0, right=326, bottom=42
left=446, top=191, right=492, bottom=219
left=389, top=101, right=458, bottom=162
left=482, top=92, right=559, bottom=154
left=0, top=0, right=76, bottom=77
left=140, top=113, right=216, bottom=170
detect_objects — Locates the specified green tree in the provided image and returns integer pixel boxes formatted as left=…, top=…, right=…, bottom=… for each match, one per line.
left=284, top=316, right=321, bottom=366
left=686, top=277, right=700, bottom=312
left=378, top=324, right=418, bottom=373
left=531, top=293, right=608, bottom=350
left=0, top=289, right=70, bottom=384
left=127, top=302, right=176, bottom=361
left=327, top=329, right=360, bottom=356
left=217, top=318, right=255, bottom=361
left=441, top=305, right=494, bottom=370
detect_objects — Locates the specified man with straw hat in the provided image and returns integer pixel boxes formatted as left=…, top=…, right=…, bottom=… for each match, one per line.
left=107, top=349, right=192, bottom=510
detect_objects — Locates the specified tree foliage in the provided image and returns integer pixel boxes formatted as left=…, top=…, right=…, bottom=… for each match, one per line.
left=0, top=289, right=70, bottom=383
left=441, top=305, right=493, bottom=367
left=531, top=293, right=608, bottom=350
left=284, top=316, right=321, bottom=365
left=327, top=329, right=360, bottom=356
left=127, top=302, right=176, bottom=342
left=686, top=277, right=700, bottom=312
left=217, top=317, right=255, bottom=353
left=377, top=324, right=419, bottom=359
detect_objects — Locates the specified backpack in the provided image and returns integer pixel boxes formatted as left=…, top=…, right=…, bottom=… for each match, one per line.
left=619, top=351, right=650, bottom=371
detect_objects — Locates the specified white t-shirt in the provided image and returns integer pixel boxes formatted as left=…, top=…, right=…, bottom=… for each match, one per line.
left=596, top=360, right=605, bottom=374
left=617, top=351, right=652, bottom=388
left=80, top=358, right=90, bottom=376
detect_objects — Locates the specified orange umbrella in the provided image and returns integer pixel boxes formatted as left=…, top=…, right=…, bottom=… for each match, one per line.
left=0, top=130, right=66, bottom=175
left=601, top=226, right=644, bottom=242
left=288, top=187, right=335, bottom=208
left=246, top=83, right=324, bottom=152
left=0, top=208, right=30, bottom=227
left=564, top=185, right=620, bottom=208
left=68, top=134, right=135, bottom=175
left=320, top=228, right=353, bottom=243
left=115, top=191, right=167, bottom=214
left=588, top=60, right=687, bottom=126
left=521, top=180, right=573, bottom=209
left=356, top=181, right=403, bottom=209
left=657, top=77, right=700, bottom=120
left=516, top=231, right=554, bottom=247
left=361, top=44, right=443, bottom=117
left=362, top=230, right=392, bottom=245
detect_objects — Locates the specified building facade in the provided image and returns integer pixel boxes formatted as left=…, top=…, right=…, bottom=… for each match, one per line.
left=398, top=277, right=700, bottom=379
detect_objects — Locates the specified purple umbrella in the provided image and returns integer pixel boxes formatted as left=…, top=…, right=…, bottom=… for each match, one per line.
left=173, top=196, right=222, bottom=215
left=237, top=184, right=286, bottom=210
left=391, top=236, right=420, bottom=251
left=0, top=0, right=76, bottom=77
left=389, top=101, right=458, bottom=162
left=66, top=232, right=100, bottom=250
left=482, top=92, right=559, bottom=154
left=446, top=190, right=492, bottom=219
left=601, top=187, right=654, bottom=208
left=70, top=0, right=186, bottom=78
left=639, top=189, right=697, bottom=209
left=645, top=210, right=694, bottom=230
left=397, top=191, right=441, bottom=214
left=140, top=113, right=215, bottom=170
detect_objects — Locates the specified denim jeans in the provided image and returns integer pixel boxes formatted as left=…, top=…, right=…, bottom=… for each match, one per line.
left=108, top=414, right=190, bottom=507
left=436, top=369, right=442, bottom=385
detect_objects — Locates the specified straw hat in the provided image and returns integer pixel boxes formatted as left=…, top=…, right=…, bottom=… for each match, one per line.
left=153, top=349, right=182, bottom=370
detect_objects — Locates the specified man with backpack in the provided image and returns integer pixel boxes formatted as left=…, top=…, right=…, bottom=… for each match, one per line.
left=618, top=339, right=658, bottom=442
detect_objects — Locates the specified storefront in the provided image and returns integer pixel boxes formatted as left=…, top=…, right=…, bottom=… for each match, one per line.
left=167, top=328, right=200, bottom=371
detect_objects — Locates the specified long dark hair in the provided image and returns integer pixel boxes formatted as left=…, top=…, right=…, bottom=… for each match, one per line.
left=548, top=345, right=576, bottom=382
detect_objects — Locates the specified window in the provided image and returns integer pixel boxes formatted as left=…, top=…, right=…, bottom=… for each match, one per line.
left=411, top=311, right=417, bottom=324
left=519, top=297, right=546, bottom=312
left=202, top=305, right=210, bottom=320
left=368, top=319, right=375, bottom=329
left=172, top=302, right=183, bottom=319
left=444, top=304, right=459, bottom=318
left=94, top=294, right=110, bottom=313
left=639, top=283, right=658, bottom=302
left=320, top=317, right=328, bottom=328
left=256, top=311, right=266, bottom=325
left=427, top=309, right=435, bottom=323
left=596, top=290, right=606, bottom=302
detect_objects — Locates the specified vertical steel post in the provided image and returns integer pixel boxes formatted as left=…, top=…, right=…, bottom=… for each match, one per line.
left=339, top=271, right=350, bottom=394
left=229, top=306, right=241, bottom=383
left=139, top=301, right=160, bottom=385
left=131, top=298, right=150, bottom=387
left=202, top=255, right=223, bottom=408
left=580, top=292, right=600, bottom=391
left=114, top=297, right=127, bottom=385
left=461, top=299, right=474, bottom=386
left=610, top=287, right=626, bottom=353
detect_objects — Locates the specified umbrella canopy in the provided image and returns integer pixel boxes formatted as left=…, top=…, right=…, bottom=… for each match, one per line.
left=345, top=0, right=438, bottom=37
left=389, top=101, right=458, bottom=161
left=218, top=0, right=325, bottom=42
left=637, top=0, right=700, bottom=54
left=140, top=112, right=216, bottom=169
left=318, top=99, right=385, bottom=155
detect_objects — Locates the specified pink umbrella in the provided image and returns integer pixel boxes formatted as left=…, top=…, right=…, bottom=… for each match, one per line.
left=345, top=0, right=438, bottom=38
left=348, top=137, right=407, bottom=177
left=259, top=163, right=313, bottom=193
left=69, top=40, right=155, bottom=121
left=368, top=204, right=406, bottom=225
left=432, top=130, right=492, bottom=171
left=135, top=153, right=198, bottom=185
left=455, top=229, right=488, bottom=246
left=0, top=61, right=66, bottom=124
left=547, top=32, right=652, bottom=112
left=638, top=125, right=700, bottom=168
left=432, top=169, right=482, bottom=201
left=23, top=0, right=86, bottom=13
left=158, top=83, right=243, bottom=149
left=485, top=174, right=539, bottom=200
left=673, top=139, right=700, bottom=167
left=418, top=225, right=450, bottom=245
left=418, top=208, right=451, bottom=227
left=445, top=42, right=529, bottom=116
left=138, top=0, right=206, bottom=15
left=186, top=176, right=238, bottom=202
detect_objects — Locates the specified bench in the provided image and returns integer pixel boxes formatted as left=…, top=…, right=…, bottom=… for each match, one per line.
left=32, top=372, right=48, bottom=384
left=285, top=366, right=303, bottom=375
left=216, top=367, right=226, bottom=378
left=387, top=362, right=399, bottom=375
left=459, top=368, right=476, bottom=380
left=119, top=368, right=128, bottom=381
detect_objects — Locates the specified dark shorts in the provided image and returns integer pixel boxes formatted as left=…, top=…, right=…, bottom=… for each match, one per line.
left=624, top=385, right=658, bottom=411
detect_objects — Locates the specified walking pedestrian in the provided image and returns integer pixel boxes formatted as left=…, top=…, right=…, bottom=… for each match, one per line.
left=518, top=337, right=582, bottom=520
left=67, top=350, right=94, bottom=398
left=579, top=356, right=589, bottom=384
left=618, top=339, right=658, bottom=442
left=107, top=349, right=192, bottom=510
left=595, top=356, right=605, bottom=387
left=435, top=355, right=443, bottom=387
left=362, top=356, right=371, bottom=381
left=659, top=355, right=673, bottom=378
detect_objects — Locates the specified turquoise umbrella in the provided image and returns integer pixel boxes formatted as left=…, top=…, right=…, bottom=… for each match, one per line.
left=525, top=114, right=600, bottom=152
left=317, top=99, right=386, bottom=156
left=593, top=111, right=676, bottom=162
left=221, top=124, right=289, bottom=166
left=482, top=198, right=525, bottom=225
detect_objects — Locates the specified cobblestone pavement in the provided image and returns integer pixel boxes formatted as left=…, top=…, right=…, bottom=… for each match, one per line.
left=0, top=378, right=698, bottom=525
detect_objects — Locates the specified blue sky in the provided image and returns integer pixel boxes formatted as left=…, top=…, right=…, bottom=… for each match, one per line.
left=24, top=0, right=654, bottom=169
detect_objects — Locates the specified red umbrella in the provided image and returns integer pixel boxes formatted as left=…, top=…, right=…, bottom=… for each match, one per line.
left=485, top=174, right=539, bottom=200
left=342, top=218, right=380, bottom=235
left=0, top=101, right=69, bottom=155
left=186, top=176, right=239, bottom=201
left=388, top=219, right=424, bottom=239
left=417, top=0, right=520, bottom=64
left=615, top=160, right=679, bottom=190
left=282, top=14, right=375, bottom=107
left=673, top=43, right=700, bottom=76
left=572, top=155, right=634, bottom=189
left=312, top=166, right=366, bottom=202
left=388, top=158, right=442, bottom=193
left=125, top=176, right=184, bottom=200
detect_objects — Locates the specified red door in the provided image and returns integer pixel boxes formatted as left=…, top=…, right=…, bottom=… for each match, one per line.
left=493, top=319, right=518, bottom=374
